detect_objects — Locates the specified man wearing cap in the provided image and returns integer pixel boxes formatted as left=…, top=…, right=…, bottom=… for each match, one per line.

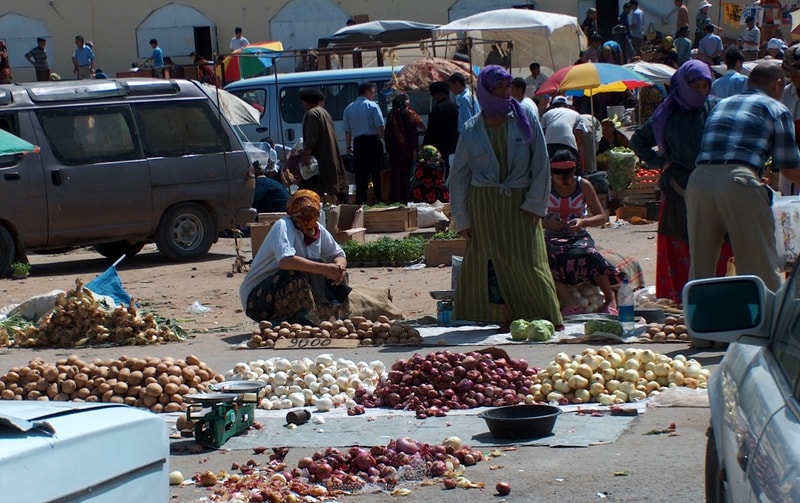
left=423, top=81, right=459, bottom=176
left=741, top=16, right=761, bottom=61
left=766, top=38, right=787, bottom=59
left=25, top=37, right=50, bottom=82
left=695, top=1, right=721, bottom=49
left=300, top=89, right=347, bottom=203
left=540, top=96, right=588, bottom=162
left=687, top=63, right=800, bottom=291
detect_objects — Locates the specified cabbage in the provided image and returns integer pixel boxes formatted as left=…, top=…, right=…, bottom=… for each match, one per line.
left=509, top=319, right=530, bottom=341
left=526, top=319, right=555, bottom=341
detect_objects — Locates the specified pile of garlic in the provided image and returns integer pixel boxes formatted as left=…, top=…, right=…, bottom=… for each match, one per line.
left=567, top=283, right=605, bottom=314
left=225, top=354, right=386, bottom=411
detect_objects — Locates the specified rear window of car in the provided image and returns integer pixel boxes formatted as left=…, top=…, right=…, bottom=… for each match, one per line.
left=37, top=107, right=138, bottom=165
left=133, top=101, right=231, bottom=157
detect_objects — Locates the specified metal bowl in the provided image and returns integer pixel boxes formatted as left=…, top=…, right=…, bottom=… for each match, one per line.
left=479, top=404, right=562, bottom=440
left=210, top=380, right=267, bottom=394
left=429, top=290, right=456, bottom=300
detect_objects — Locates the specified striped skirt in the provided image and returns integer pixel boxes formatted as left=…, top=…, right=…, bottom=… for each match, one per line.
left=454, top=186, right=563, bottom=326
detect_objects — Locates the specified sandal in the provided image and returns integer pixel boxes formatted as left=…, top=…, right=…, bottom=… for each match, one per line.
left=560, top=305, right=584, bottom=317
left=599, top=304, right=619, bottom=316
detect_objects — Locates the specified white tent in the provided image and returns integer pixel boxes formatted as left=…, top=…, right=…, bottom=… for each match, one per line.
left=432, top=9, right=587, bottom=74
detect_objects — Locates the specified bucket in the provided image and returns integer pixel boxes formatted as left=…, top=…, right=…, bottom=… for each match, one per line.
left=606, top=105, right=625, bottom=120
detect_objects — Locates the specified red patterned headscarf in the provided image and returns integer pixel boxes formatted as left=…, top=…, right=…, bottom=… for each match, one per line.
left=287, top=189, right=321, bottom=241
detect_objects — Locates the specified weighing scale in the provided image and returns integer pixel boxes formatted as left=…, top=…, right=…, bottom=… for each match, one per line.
left=430, top=290, right=455, bottom=326
left=184, top=380, right=266, bottom=448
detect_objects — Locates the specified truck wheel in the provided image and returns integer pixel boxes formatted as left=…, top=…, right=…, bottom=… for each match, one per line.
left=705, top=426, right=725, bottom=503
left=94, top=241, right=145, bottom=260
left=0, top=226, right=15, bottom=277
left=155, top=203, right=215, bottom=261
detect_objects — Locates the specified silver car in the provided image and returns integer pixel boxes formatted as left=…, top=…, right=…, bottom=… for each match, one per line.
left=683, top=273, right=800, bottom=502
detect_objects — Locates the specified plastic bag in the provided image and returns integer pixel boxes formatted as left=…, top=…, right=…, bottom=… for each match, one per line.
left=647, top=387, right=709, bottom=408
left=407, top=202, right=448, bottom=228
left=451, top=255, right=463, bottom=290
left=607, top=149, right=637, bottom=192
left=300, top=157, right=320, bottom=180
left=187, top=300, right=211, bottom=314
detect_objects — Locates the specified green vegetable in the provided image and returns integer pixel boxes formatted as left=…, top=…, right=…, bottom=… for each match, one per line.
left=509, top=319, right=530, bottom=341
left=584, top=320, right=624, bottom=337
left=526, top=319, right=555, bottom=341
left=607, top=148, right=637, bottom=192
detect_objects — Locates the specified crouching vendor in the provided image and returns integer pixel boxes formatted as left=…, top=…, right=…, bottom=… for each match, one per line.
left=239, top=190, right=351, bottom=325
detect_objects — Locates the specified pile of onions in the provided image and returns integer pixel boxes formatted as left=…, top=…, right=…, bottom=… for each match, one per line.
left=533, top=346, right=711, bottom=405
left=224, top=354, right=386, bottom=411
left=567, top=283, right=605, bottom=314
left=355, top=351, right=539, bottom=418
left=200, top=437, right=483, bottom=501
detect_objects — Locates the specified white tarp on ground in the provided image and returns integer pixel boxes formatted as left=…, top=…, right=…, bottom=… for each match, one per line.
left=432, top=8, right=587, bottom=74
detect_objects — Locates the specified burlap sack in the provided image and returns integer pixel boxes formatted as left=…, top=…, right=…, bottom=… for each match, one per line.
left=348, top=285, right=403, bottom=321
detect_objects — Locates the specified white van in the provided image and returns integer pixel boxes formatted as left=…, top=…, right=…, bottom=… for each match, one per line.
left=224, top=67, right=430, bottom=150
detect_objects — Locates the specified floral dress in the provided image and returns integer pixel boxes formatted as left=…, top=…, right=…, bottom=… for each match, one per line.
left=410, top=145, right=449, bottom=203
left=545, top=178, right=620, bottom=286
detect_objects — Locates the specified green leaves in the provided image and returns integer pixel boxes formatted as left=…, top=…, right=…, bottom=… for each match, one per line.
left=341, top=236, right=426, bottom=264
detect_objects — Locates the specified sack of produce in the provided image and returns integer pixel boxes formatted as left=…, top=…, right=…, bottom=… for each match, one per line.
left=607, top=147, right=637, bottom=192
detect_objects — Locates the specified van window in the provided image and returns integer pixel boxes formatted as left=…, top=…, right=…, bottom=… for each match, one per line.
left=37, top=107, right=138, bottom=165
left=232, top=89, right=266, bottom=115
left=134, top=101, right=230, bottom=157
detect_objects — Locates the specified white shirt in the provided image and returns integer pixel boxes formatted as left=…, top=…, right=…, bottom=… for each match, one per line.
left=230, top=36, right=250, bottom=51
left=239, top=217, right=344, bottom=309
left=540, top=107, right=588, bottom=151
left=524, top=73, right=548, bottom=98
left=741, top=25, right=760, bottom=52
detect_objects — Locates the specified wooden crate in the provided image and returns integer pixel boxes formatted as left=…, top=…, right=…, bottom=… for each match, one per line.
left=425, top=239, right=467, bottom=266
left=364, top=206, right=418, bottom=233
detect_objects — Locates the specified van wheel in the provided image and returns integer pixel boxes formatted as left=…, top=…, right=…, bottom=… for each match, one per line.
left=0, top=226, right=15, bottom=277
left=94, top=241, right=145, bottom=260
left=156, top=203, right=215, bottom=261
left=706, top=426, right=725, bottom=503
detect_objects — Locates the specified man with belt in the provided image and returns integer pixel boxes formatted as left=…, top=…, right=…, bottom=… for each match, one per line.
left=687, top=63, right=800, bottom=291
left=72, top=35, right=94, bottom=80
left=740, top=16, right=760, bottom=61
left=343, top=82, right=385, bottom=204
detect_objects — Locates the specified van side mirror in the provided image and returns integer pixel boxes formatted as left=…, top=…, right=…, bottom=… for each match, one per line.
left=682, top=276, right=771, bottom=346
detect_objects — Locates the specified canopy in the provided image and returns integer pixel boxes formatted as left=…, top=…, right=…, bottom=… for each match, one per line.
left=222, top=41, right=284, bottom=81
left=433, top=9, right=586, bottom=73
left=384, top=57, right=474, bottom=93
left=536, top=62, right=652, bottom=97
left=622, top=62, right=676, bottom=85
left=199, top=83, right=261, bottom=126
left=320, top=20, right=439, bottom=46
left=0, top=129, right=39, bottom=156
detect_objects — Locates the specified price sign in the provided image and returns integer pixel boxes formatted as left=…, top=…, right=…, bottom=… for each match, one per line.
left=274, top=337, right=360, bottom=350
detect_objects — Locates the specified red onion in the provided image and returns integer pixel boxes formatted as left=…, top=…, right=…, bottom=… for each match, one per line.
left=429, top=460, right=447, bottom=476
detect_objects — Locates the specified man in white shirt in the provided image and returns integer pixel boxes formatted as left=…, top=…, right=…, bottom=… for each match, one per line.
left=740, top=16, right=761, bottom=61
left=524, top=62, right=547, bottom=98
left=511, top=77, right=538, bottom=117
left=540, top=96, right=588, bottom=162
left=230, top=27, right=249, bottom=51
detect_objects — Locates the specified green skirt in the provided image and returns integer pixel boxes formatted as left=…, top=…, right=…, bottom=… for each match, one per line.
left=454, top=186, right=562, bottom=326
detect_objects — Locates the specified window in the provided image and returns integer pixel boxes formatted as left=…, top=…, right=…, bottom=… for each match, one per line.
left=773, top=266, right=800, bottom=391
left=230, top=89, right=266, bottom=115
left=280, top=82, right=362, bottom=123
left=37, top=107, right=138, bottom=165
left=134, top=101, right=230, bottom=157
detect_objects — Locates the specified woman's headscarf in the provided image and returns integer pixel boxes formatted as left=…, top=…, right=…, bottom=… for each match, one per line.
left=476, top=65, right=534, bottom=144
left=650, top=60, right=711, bottom=153
left=286, top=189, right=321, bottom=242
left=418, top=144, right=442, bottom=165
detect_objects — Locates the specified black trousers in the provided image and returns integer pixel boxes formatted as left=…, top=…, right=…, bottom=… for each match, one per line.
left=354, top=135, right=384, bottom=204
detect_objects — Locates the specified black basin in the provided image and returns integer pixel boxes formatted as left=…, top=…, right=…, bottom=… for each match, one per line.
left=480, top=404, right=562, bottom=440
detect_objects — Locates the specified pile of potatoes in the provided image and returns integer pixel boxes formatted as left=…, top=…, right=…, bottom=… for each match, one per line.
left=0, top=354, right=223, bottom=413
left=640, top=315, right=690, bottom=343
left=247, top=315, right=423, bottom=348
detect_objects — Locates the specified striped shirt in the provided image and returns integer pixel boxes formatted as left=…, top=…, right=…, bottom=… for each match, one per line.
left=696, top=88, right=800, bottom=177
left=25, top=46, right=49, bottom=71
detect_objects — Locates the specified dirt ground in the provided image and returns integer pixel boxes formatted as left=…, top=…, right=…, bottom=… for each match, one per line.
left=0, top=219, right=722, bottom=502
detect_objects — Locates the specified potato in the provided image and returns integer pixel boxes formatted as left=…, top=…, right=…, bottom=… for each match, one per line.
left=61, top=379, right=77, bottom=394
left=166, top=365, right=182, bottom=377
left=674, top=324, right=687, bottom=335
left=164, top=402, right=182, bottom=413
left=114, top=381, right=128, bottom=395
left=127, top=370, right=143, bottom=386
left=151, top=403, right=164, bottom=413
left=185, top=355, right=201, bottom=366
left=146, top=382, right=163, bottom=397
left=377, top=315, right=390, bottom=324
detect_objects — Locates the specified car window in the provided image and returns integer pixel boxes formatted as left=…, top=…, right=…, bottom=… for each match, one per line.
left=772, top=265, right=800, bottom=391
left=134, top=101, right=230, bottom=157
left=280, top=83, right=362, bottom=123
left=230, top=89, right=265, bottom=115
left=37, top=107, right=138, bottom=165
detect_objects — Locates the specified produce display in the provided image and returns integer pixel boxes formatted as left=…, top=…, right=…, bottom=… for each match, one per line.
left=567, top=283, right=606, bottom=313
left=246, top=316, right=422, bottom=348
left=340, top=236, right=426, bottom=264
left=195, top=437, right=486, bottom=501
left=3, top=279, right=184, bottom=348
left=509, top=319, right=556, bottom=341
left=531, top=346, right=709, bottom=405
left=0, top=354, right=222, bottom=412
left=355, top=351, right=540, bottom=418
left=584, top=320, right=624, bottom=337
left=637, top=316, right=690, bottom=342
left=224, top=354, right=386, bottom=411
left=607, top=147, right=638, bottom=192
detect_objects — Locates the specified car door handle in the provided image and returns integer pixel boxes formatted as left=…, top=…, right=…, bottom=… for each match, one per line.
left=4, top=172, right=20, bottom=181
left=737, top=440, right=749, bottom=471
left=51, top=169, right=62, bottom=186
left=286, top=129, right=295, bottom=142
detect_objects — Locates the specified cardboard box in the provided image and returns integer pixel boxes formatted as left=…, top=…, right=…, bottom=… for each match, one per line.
left=425, top=239, right=468, bottom=266
left=325, top=204, right=367, bottom=244
left=364, top=206, right=418, bottom=233
left=257, top=212, right=286, bottom=224
left=0, top=401, right=169, bottom=502
left=250, top=222, right=275, bottom=256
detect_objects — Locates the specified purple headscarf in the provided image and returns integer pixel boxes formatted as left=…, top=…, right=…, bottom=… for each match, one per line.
left=650, top=60, right=712, bottom=153
left=476, top=65, right=534, bottom=144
